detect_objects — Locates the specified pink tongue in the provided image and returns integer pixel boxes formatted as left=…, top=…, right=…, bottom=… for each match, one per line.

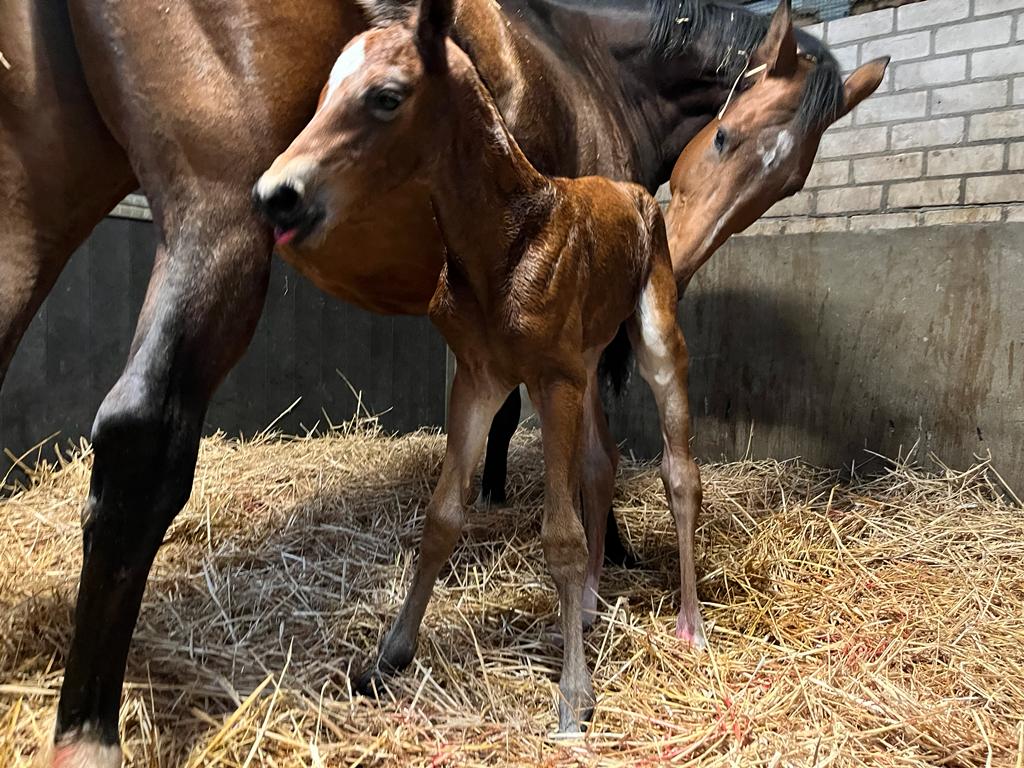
left=274, top=227, right=297, bottom=246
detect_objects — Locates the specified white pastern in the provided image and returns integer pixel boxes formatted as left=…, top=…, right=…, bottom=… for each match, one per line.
left=45, top=737, right=122, bottom=768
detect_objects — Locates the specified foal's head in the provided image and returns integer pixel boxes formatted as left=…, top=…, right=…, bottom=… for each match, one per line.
left=666, top=0, right=888, bottom=285
left=254, top=0, right=462, bottom=248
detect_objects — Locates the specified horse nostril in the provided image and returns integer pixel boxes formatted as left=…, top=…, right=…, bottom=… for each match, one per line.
left=258, top=182, right=304, bottom=224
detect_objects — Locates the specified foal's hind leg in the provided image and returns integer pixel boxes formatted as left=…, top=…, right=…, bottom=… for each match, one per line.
left=357, top=368, right=506, bottom=694
left=530, top=374, right=594, bottom=733
left=581, top=373, right=617, bottom=627
left=628, top=263, right=706, bottom=648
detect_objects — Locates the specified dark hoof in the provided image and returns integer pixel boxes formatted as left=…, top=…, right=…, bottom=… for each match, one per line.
left=354, top=665, right=392, bottom=699
left=477, top=484, right=508, bottom=507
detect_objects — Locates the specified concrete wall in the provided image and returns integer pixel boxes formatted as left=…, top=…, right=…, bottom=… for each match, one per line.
left=751, top=0, right=1024, bottom=235
left=1, top=218, right=448, bottom=481
left=607, top=222, right=1024, bottom=485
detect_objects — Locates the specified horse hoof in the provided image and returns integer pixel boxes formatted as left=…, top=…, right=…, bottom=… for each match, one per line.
left=354, top=666, right=392, bottom=699
left=475, top=486, right=508, bottom=508
left=557, top=697, right=594, bottom=735
left=675, top=613, right=707, bottom=650
left=43, top=736, right=122, bottom=768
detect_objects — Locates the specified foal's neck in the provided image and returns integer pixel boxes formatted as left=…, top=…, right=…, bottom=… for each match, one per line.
left=428, top=66, right=550, bottom=301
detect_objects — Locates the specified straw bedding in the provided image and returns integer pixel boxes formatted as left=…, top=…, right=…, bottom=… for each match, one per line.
left=1, top=419, right=1022, bottom=766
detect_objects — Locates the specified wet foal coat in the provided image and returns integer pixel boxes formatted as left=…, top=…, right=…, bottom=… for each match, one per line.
left=258, top=0, right=704, bottom=732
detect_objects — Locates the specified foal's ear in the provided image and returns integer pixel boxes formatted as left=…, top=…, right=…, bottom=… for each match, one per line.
left=750, top=0, right=797, bottom=78
left=415, top=0, right=453, bottom=73
left=839, top=57, right=889, bottom=117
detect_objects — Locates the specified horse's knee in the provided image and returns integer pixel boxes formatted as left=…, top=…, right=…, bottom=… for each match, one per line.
left=87, top=373, right=201, bottom=553
left=542, top=510, right=588, bottom=580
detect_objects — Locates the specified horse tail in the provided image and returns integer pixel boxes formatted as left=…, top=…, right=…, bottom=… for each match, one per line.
left=598, top=322, right=633, bottom=397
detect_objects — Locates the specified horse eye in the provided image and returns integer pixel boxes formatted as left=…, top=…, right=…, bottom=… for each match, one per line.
left=367, top=87, right=405, bottom=118
left=713, top=127, right=727, bottom=153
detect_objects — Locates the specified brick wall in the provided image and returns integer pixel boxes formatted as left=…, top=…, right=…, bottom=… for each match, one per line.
left=747, top=0, right=1024, bottom=234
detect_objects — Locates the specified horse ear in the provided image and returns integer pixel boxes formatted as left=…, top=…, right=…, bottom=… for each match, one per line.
left=751, top=0, right=797, bottom=78
left=415, top=0, right=453, bottom=73
left=839, top=57, right=889, bottom=117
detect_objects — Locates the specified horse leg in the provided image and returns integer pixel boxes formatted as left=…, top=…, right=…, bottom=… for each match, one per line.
left=530, top=375, right=593, bottom=733
left=357, top=368, right=505, bottom=694
left=628, top=261, right=705, bottom=649
left=0, top=1, right=134, bottom=388
left=479, top=387, right=520, bottom=505
left=47, top=204, right=272, bottom=767
left=581, top=373, right=616, bottom=627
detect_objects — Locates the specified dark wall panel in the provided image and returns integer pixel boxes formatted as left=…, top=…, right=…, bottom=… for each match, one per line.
left=1, top=218, right=447, bottom=478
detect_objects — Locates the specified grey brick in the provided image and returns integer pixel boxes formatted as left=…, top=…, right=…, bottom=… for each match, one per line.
left=969, top=108, right=1024, bottom=140
left=971, top=45, right=1024, bottom=78
left=831, top=44, right=860, bottom=72
left=888, top=178, right=962, bottom=207
left=935, top=18, right=1012, bottom=53
left=1007, top=204, right=1024, bottom=220
left=1010, top=141, right=1024, bottom=170
left=805, top=160, right=851, bottom=188
left=932, top=81, right=1008, bottom=114
left=898, top=0, right=968, bottom=29
left=862, top=32, right=929, bottom=64
left=894, top=56, right=967, bottom=91
left=891, top=117, right=966, bottom=149
left=927, top=144, right=1005, bottom=176
left=853, top=151, right=923, bottom=182
left=737, top=219, right=785, bottom=237
left=1015, top=76, right=1024, bottom=104
left=817, top=185, right=884, bottom=213
left=818, top=126, right=889, bottom=158
left=922, top=206, right=1004, bottom=225
left=974, top=0, right=1024, bottom=14
left=804, top=22, right=825, bottom=39
left=828, top=8, right=894, bottom=43
left=765, top=192, right=815, bottom=217
left=849, top=212, right=919, bottom=230
left=783, top=217, right=850, bottom=234
left=855, top=91, right=928, bottom=124
left=965, top=173, right=1024, bottom=202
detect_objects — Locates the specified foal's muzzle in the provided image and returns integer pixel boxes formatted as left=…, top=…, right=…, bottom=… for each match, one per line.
left=252, top=180, right=325, bottom=247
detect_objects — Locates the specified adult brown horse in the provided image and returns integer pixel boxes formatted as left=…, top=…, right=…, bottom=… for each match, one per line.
left=0, top=0, right=883, bottom=764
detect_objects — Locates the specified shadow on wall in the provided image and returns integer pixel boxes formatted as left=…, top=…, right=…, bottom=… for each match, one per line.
left=607, top=223, right=1024, bottom=487
left=0, top=218, right=447, bottom=486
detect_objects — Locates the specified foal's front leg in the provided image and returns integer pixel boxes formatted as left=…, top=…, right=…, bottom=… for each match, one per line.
left=530, top=375, right=594, bottom=733
left=357, top=368, right=505, bottom=694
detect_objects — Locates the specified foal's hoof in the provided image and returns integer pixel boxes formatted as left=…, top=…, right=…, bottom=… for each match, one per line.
left=557, top=684, right=595, bottom=734
left=675, top=612, right=707, bottom=650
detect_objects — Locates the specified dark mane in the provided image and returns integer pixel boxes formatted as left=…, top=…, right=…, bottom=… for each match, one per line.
left=648, top=0, right=844, bottom=131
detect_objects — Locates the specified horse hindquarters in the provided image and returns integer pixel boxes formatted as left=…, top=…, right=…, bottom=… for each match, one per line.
left=0, top=1, right=133, bottom=389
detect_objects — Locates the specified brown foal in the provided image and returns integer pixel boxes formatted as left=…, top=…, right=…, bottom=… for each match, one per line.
left=258, top=0, right=703, bottom=732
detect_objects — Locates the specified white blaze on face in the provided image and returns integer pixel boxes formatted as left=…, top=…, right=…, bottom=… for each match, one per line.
left=324, top=38, right=366, bottom=105
left=759, top=129, right=794, bottom=172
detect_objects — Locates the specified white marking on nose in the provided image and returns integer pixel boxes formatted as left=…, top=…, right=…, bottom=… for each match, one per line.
left=759, top=129, right=794, bottom=171
left=324, top=38, right=366, bottom=105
